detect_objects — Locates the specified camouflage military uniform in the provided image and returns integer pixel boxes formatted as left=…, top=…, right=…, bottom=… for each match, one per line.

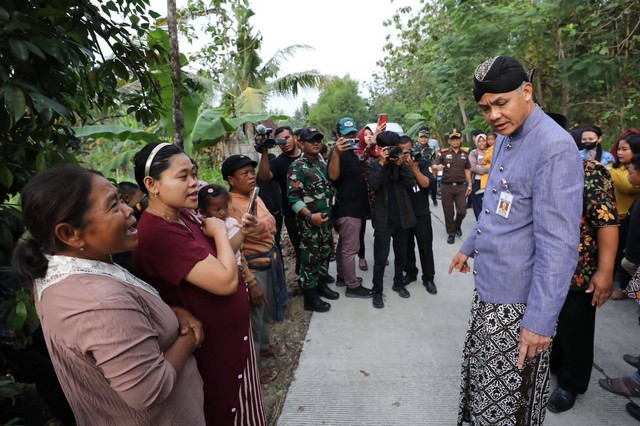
left=288, top=154, right=334, bottom=290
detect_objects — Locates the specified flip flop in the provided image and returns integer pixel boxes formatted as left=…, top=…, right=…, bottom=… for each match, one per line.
left=359, top=259, right=368, bottom=271
left=259, top=368, right=278, bottom=385
left=260, top=344, right=286, bottom=358
left=599, top=377, right=640, bottom=397
left=610, top=288, right=628, bottom=300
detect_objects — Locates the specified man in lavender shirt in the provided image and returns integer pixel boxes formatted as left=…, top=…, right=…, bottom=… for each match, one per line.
left=449, top=56, right=583, bottom=425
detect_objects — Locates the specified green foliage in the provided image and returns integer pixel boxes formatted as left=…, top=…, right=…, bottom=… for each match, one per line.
left=197, top=164, right=225, bottom=185
left=217, top=2, right=332, bottom=116
left=0, top=376, right=23, bottom=400
left=374, top=0, right=640, bottom=144
left=0, top=287, right=39, bottom=348
left=0, top=0, right=164, bottom=261
left=189, top=109, right=288, bottom=149
left=307, top=76, right=370, bottom=137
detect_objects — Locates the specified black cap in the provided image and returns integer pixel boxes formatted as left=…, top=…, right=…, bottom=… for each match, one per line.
left=221, top=155, right=258, bottom=181
left=376, top=131, right=401, bottom=147
left=299, top=127, right=324, bottom=142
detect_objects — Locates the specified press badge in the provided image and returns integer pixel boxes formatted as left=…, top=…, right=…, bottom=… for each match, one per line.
left=496, top=192, right=513, bottom=218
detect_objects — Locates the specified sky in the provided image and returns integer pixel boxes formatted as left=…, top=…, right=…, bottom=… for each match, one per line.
left=148, top=0, right=422, bottom=115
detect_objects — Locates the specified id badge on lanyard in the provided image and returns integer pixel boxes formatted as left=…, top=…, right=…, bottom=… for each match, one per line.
left=496, top=178, right=513, bottom=219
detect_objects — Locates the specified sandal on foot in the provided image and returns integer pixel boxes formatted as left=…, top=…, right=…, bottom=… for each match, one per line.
left=260, top=344, right=285, bottom=358
left=259, top=368, right=278, bottom=385
left=359, top=259, right=368, bottom=271
left=611, top=288, right=627, bottom=300
left=599, top=377, right=640, bottom=397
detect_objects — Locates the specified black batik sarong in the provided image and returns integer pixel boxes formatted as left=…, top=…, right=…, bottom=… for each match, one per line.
left=458, top=289, right=551, bottom=425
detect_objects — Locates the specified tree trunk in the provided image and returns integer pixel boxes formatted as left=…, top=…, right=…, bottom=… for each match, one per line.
left=167, top=0, right=184, bottom=149
left=557, top=24, right=570, bottom=117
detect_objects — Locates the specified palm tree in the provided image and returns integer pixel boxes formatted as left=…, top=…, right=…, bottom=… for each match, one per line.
left=220, top=3, right=332, bottom=154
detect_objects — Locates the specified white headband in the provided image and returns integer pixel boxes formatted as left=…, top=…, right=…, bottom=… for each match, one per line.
left=144, top=143, right=172, bottom=177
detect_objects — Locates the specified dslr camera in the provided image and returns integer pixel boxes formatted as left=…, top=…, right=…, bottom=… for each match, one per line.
left=408, top=149, right=422, bottom=160
left=386, top=145, right=404, bottom=160
left=254, top=124, right=287, bottom=152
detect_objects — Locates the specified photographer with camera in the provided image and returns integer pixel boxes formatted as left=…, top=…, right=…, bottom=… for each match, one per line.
left=327, top=117, right=374, bottom=299
left=433, top=129, right=472, bottom=244
left=367, top=131, right=417, bottom=308
left=397, top=136, right=437, bottom=295
left=257, top=125, right=303, bottom=274
left=288, top=127, right=340, bottom=312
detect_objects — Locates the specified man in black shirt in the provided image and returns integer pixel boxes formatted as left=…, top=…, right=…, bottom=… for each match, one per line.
left=398, top=136, right=437, bottom=294
left=257, top=153, right=284, bottom=247
left=258, top=126, right=303, bottom=273
left=368, top=131, right=417, bottom=308
left=328, top=117, right=374, bottom=299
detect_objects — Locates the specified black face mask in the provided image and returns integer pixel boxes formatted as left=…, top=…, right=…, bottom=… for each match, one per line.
left=582, top=142, right=597, bottom=150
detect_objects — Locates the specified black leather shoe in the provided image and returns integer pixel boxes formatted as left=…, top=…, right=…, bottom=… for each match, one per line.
left=624, top=354, right=640, bottom=369
left=319, top=274, right=335, bottom=284
left=372, top=293, right=384, bottom=309
left=345, top=285, right=373, bottom=299
left=392, top=285, right=410, bottom=298
left=424, top=280, right=437, bottom=294
left=626, top=402, right=640, bottom=421
left=317, top=282, right=340, bottom=300
left=303, top=288, right=331, bottom=312
left=402, top=274, right=417, bottom=285
left=547, top=386, right=577, bottom=413
left=447, top=235, right=455, bottom=244
left=456, top=228, right=462, bottom=237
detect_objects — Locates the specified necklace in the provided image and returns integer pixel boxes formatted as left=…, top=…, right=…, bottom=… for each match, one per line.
left=146, top=207, right=193, bottom=234
left=146, top=207, right=180, bottom=222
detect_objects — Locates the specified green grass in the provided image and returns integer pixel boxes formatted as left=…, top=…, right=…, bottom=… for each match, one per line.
left=197, top=164, right=226, bottom=185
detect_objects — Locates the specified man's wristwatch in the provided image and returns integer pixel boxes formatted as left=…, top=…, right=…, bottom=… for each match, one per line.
left=305, top=211, right=313, bottom=223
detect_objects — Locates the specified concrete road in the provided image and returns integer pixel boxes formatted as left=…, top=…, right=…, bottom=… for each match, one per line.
left=278, top=206, right=640, bottom=425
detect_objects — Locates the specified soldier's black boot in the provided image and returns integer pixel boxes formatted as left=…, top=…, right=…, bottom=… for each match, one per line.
left=317, top=281, right=340, bottom=300
left=303, top=287, right=331, bottom=312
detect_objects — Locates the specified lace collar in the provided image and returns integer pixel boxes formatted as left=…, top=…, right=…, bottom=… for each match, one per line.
left=34, top=255, right=160, bottom=300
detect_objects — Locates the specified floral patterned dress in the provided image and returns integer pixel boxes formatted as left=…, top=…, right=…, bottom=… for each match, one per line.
left=571, top=160, right=619, bottom=291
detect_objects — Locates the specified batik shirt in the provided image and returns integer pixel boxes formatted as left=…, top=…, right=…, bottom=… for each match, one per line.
left=288, top=154, right=333, bottom=217
left=571, top=160, right=619, bottom=291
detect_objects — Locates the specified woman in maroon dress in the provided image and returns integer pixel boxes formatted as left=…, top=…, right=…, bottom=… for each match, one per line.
left=132, top=143, right=266, bottom=425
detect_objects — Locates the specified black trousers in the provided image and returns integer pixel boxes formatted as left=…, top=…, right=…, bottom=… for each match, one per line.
left=281, top=212, right=301, bottom=274
left=550, top=290, right=596, bottom=394
left=372, top=225, right=410, bottom=294
left=358, top=218, right=367, bottom=259
left=470, top=179, right=484, bottom=220
left=404, top=213, right=435, bottom=281
left=614, top=216, right=632, bottom=288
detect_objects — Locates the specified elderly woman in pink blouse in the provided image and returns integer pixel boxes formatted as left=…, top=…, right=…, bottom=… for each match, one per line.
left=12, top=164, right=205, bottom=425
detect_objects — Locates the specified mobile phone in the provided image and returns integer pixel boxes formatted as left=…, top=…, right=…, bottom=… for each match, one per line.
left=344, top=138, right=360, bottom=149
left=377, top=113, right=388, bottom=131
left=246, top=187, right=260, bottom=214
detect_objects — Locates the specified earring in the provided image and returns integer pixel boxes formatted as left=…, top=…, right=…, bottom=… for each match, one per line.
left=154, top=192, right=159, bottom=197
left=79, top=247, right=85, bottom=252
